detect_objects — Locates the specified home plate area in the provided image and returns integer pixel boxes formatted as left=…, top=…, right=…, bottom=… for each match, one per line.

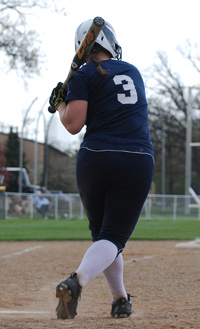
left=0, top=240, right=199, bottom=329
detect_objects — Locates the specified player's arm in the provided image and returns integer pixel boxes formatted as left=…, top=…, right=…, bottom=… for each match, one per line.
left=58, top=100, right=88, bottom=135
left=49, top=82, right=88, bottom=135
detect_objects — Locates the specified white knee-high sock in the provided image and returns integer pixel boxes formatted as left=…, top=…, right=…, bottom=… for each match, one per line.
left=103, top=253, right=127, bottom=301
left=76, top=240, right=118, bottom=287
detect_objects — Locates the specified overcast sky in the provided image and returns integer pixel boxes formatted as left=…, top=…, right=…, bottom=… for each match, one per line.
left=0, top=0, right=200, bottom=150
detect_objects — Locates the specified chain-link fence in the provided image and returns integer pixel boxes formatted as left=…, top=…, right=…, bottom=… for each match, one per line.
left=142, top=194, right=200, bottom=220
left=4, top=192, right=84, bottom=220
left=1, top=192, right=200, bottom=220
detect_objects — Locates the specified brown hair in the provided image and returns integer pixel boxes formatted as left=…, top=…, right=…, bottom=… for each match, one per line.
left=88, top=43, right=110, bottom=77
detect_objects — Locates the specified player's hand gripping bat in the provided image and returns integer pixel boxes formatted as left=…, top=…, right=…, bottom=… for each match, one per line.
left=48, top=16, right=105, bottom=113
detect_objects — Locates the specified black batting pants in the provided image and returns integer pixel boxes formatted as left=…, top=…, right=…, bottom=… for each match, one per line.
left=76, top=148, right=154, bottom=253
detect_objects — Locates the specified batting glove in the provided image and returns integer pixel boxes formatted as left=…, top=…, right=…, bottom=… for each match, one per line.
left=49, top=82, right=67, bottom=110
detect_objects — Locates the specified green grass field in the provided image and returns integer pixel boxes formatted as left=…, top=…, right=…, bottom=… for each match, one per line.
left=0, top=216, right=200, bottom=241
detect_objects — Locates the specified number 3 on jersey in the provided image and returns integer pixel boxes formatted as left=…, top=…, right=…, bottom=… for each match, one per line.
left=113, top=75, right=138, bottom=104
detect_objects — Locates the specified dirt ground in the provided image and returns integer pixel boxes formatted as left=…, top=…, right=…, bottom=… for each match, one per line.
left=0, top=240, right=200, bottom=329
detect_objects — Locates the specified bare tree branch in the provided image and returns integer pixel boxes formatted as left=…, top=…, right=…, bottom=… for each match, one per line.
left=177, top=39, right=200, bottom=74
left=146, top=49, right=200, bottom=193
left=0, top=0, right=67, bottom=77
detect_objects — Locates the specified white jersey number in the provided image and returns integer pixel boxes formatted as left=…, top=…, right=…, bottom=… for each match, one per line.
left=113, top=75, right=138, bottom=104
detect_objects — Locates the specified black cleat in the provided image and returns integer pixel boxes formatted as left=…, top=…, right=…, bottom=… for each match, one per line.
left=110, top=293, right=132, bottom=318
left=56, top=272, right=82, bottom=319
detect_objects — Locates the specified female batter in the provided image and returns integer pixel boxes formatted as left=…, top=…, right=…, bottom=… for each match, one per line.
left=49, top=19, right=154, bottom=319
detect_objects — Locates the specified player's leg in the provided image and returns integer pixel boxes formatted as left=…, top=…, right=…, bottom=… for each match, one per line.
left=56, top=150, right=154, bottom=318
left=56, top=149, right=118, bottom=319
left=76, top=149, right=119, bottom=285
left=76, top=239, right=118, bottom=286
left=103, top=252, right=127, bottom=300
left=96, top=152, right=154, bottom=316
left=97, top=152, right=154, bottom=251
left=76, top=150, right=154, bottom=285
left=76, top=148, right=107, bottom=241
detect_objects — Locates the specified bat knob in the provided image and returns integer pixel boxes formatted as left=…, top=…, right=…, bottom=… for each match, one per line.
left=94, top=16, right=105, bottom=27
left=48, top=106, right=56, bottom=114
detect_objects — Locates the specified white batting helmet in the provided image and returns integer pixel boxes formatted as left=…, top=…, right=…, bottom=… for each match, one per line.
left=75, top=19, right=122, bottom=60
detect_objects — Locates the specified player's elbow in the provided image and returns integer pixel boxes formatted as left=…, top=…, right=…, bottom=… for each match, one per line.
left=66, top=123, right=83, bottom=135
left=59, top=100, right=87, bottom=135
left=60, top=115, right=84, bottom=134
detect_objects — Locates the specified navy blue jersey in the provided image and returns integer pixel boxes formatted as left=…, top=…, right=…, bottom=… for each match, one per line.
left=66, top=59, right=154, bottom=158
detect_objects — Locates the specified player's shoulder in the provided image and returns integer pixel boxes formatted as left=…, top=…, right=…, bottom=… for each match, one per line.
left=77, top=62, right=97, bottom=78
left=118, top=60, right=140, bottom=72
left=79, top=59, right=137, bottom=71
left=80, top=62, right=96, bottom=71
left=77, top=59, right=141, bottom=80
left=104, top=59, right=140, bottom=73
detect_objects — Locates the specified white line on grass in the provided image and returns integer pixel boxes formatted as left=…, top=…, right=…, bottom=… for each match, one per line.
left=1, top=246, right=43, bottom=259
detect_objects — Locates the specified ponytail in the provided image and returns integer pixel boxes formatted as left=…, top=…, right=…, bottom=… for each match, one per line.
left=88, top=44, right=110, bottom=77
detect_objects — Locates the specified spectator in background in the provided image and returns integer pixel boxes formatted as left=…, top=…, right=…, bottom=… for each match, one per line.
left=13, top=194, right=24, bottom=217
left=34, top=191, right=50, bottom=219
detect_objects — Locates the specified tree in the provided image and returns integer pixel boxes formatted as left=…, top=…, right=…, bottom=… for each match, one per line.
left=4, top=127, right=20, bottom=167
left=0, top=143, right=9, bottom=187
left=4, top=127, right=28, bottom=168
left=177, top=39, right=200, bottom=74
left=147, top=51, right=200, bottom=194
left=47, top=146, right=78, bottom=193
left=0, top=0, right=66, bottom=77
left=0, top=143, right=6, bottom=168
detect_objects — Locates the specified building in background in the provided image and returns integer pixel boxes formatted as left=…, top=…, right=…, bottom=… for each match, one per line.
left=0, top=132, right=78, bottom=193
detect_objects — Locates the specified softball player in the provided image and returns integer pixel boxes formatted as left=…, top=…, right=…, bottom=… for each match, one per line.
left=49, top=19, right=154, bottom=319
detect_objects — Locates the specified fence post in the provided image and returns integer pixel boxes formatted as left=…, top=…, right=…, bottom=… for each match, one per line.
left=80, top=200, right=84, bottom=219
left=30, top=194, right=34, bottom=219
left=55, top=195, right=58, bottom=220
left=69, top=195, right=72, bottom=219
left=0, top=187, right=6, bottom=219
left=144, top=195, right=151, bottom=220
left=173, top=195, right=177, bottom=220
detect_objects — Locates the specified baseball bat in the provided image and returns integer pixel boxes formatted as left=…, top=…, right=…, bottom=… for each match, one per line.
left=48, top=16, right=105, bottom=113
